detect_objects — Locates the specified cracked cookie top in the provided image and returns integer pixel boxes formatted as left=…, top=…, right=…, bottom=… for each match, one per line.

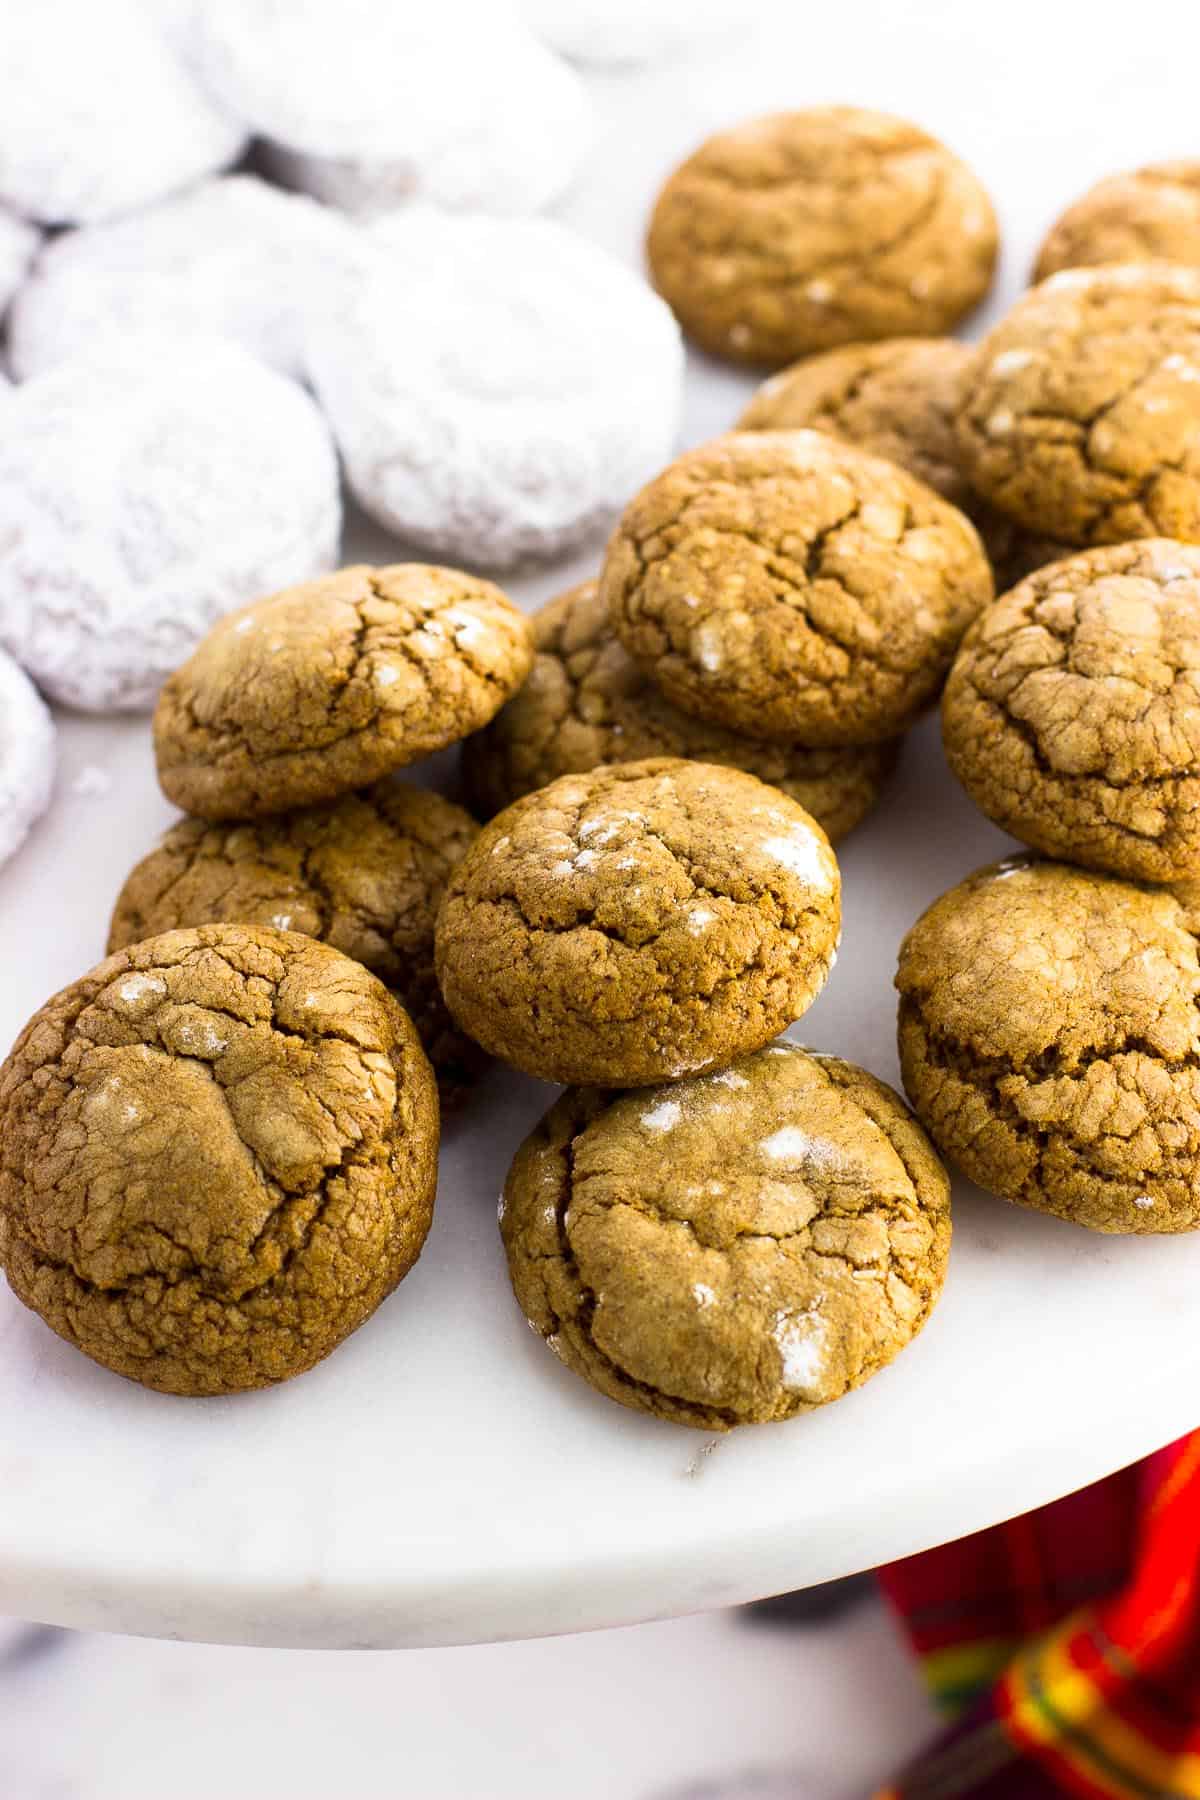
left=646, top=106, right=997, bottom=367
left=896, top=856, right=1200, bottom=1231
left=1034, top=163, right=1200, bottom=282
left=500, top=1042, right=950, bottom=1430
left=601, top=430, right=993, bottom=745
left=0, top=923, right=440, bottom=1393
left=942, top=540, right=1200, bottom=882
left=461, top=579, right=898, bottom=841
left=955, top=263, right=1200, bottom=546
left=107, top=781, right=484, bottom=1106
left=153, top=563, right=534, bottom=819
left=435, top=757, right=841, bottom=1088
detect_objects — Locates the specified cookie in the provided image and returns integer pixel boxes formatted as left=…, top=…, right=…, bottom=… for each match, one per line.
left=1034, top=163, right=1200, bottom=282
left=436, top=758, right=840, bottom=1088
left=956, top=263, right=1200, bottom=546
left=0, top=647, right=55, bottom=871
left=0, top=0, right=244, bottom=225
left=462, top=579, right=898, bottom=841
left=500, top=1043, right=950, bottom=1429
left=0, top=924, right=440, bottom=1393
left=646, top=107, right=997, bottom=367
left=896, top=856, right=1200, bottom=1232
left=601, top=430, right=992, bottom=745
left=107, top=783, right=484, bottom=1106
left=154, top=564, right=534, bottom=821
left=8, top=175, right=356, bottom=383
left=194, top=0, right=590, bottom=217
left=943, top=541, right=1200, bottom=883
left=0, top=334, right=339, bottom=713
left=307, top=211, right=682, bottom=569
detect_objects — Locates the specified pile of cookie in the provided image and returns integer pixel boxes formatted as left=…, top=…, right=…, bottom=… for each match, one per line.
left=6, top=103, right=1200, bottom=1435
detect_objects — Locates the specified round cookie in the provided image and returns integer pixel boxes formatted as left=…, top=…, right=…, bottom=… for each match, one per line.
left=646, top=107, right=997, bottom=367
left=0, top=647, right=56, bottom=871
left=500, top=1043, right=951, bottom=1429
left=0, top=924, right=440, bottom=1394
left=153, top=564, right=534, bottom=821
left=956, top=263, right=1200, bottom=547
left=601, top=430, right=993, bottom=745
left=7, top=176, right=356, bottom=383
left=0, top=334, right=340, bottom=712
left=1034, top=163, right=1200, bottom=282
left=107, top=783, right=484, bottom=1106
left=943, top=540, right=1200, bottom=883
left=736, top=339, right=1070, bottom=591
left=436, top=757, right=841, bottom=1088
left=462, top=579, right=898, bottom=840
left=192, top=0, right=590, bottom=218
left=896, top=856, right=1200, bottom=1232
left=307, top=211, right=682, bottom=569
left=738, top=338, right=978, bottom=509
left=0, top=0, right=244, bottom=225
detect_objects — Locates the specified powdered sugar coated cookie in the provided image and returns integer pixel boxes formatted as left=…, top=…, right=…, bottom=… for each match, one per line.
left=193, top=0, right=590, bottom=217
left=0, top=334, right=340, bottom=712
left=0, top=648, right=55, bottom=871
left=308, top=212, right=683, bottom=569
left=0, top=0, right=245, bottom=225
left=8, top=176, right=357, bottom=382
left=0, top=210, right=38, bottom=321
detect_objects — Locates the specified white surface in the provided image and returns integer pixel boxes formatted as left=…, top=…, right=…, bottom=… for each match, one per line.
left=0, top=1600, right=933, bottom=1800
left=3, top=0, right=1200, bottom=1651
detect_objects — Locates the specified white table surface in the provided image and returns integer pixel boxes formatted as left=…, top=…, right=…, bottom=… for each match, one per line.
left=3, top=0, right=1200, bottom=1650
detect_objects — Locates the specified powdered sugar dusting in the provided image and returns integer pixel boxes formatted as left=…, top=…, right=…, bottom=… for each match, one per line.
left=641, top=1099, right=682, bottom=1133
left=760, top=827, right=833, bottom=889
left=771, top=1310, right=827, bottom=1393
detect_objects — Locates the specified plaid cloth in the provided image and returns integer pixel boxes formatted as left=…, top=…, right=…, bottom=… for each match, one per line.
left=873, top=1431, right=1200, bottom=1800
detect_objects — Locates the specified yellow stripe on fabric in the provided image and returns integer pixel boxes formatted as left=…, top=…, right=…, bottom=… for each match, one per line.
left=1006, top=1625, right=1200, bottom=1800
left=922, top=1639, right=1021, bottom=1712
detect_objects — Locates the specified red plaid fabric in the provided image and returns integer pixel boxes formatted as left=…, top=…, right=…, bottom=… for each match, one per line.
left=874, top=1431, right=1200, bottom=1799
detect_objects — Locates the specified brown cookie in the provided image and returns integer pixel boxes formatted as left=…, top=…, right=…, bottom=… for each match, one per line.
left=738, top=338, right=978, bottom=508
left=435, top=758, right=841, bottom=1088
left=955, top=264, right=1200, bottom=546
left=462, top=579, right=898, bottom=841
left=601, top=430, right=992, bottom=745
left=500, top=1043, right=951, bottom=1430
left=107, top=781, right=485, bottom=1106
left=153, top=563, right=534, bottom=820
left=943, top=541, right=1200, bottom=884
left=646, top=107, right=997, bottom=367
left=896, top=856, right=1200, bottom=1232
left=1034, top=163, right=1200, bottom=282
left=736, top=338, right=1060, bottom=588
left=0, top=924, right=440, bottom=1394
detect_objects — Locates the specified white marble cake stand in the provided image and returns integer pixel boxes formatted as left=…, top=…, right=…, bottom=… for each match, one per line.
left=3, top=0, right=1200, bottom=1649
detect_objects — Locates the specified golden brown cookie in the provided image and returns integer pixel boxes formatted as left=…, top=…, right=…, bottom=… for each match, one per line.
left=0, top=924, right=440, bottom=1394
left=601, top=430, right=992, bottom=745
left=500, top=1043, right=951, bottom=1430
left=956, top=264, right=1200, bottom=547
left=736, top=338, right=1059, bottom=587
left=435, top=758, right=841, bottom=1088
left=462, top=580, right=899, bottom=840
left=943, top=541, right=1200, bottom=883
left=896, top=856, right=1200, bottom=1232
left=646, top=107, right=997, bottom=367
left=1034, top=163, right=1200, bottom=282
left=738, top=338, right=978, bottom=508
left=107, top=782, right=485, bottom=1106
left=153, top=563, right=534, bottom=820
